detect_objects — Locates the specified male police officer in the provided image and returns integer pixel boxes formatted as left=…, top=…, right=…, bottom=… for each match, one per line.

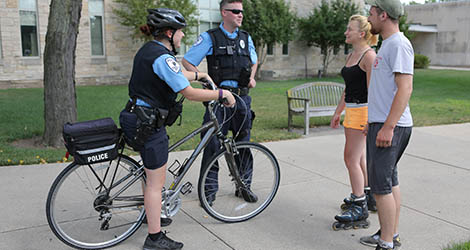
left=182, top=0, right=258, bottom=204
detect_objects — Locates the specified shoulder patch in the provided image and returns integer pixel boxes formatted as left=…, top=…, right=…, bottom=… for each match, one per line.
left=165, top=57, right=180, bottom=73
left=193, top=35, right=203, bottom=47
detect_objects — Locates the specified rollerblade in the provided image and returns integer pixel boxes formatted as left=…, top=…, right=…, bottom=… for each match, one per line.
left=365, top=186, right=377, bottom=212
left=340, top=188, right=377, bottom=212
left=339, top=195, right=354, bottom=211
left=333, top=194, right=369, bottom=230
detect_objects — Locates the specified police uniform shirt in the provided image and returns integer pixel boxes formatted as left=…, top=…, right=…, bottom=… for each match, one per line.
left=136, top=41, right=190, bottom=107
left=183, top=23, right=257, bottom=88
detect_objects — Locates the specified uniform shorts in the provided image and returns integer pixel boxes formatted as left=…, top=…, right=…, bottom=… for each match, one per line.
left=119, top=110, right=169, bottom=170
left=367, top=123, right=412, bottom=195
left=343, top=106, right=368, bottom=130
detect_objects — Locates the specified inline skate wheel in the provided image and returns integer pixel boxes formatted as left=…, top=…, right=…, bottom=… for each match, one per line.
left=332, top=221, right=343, bottom=231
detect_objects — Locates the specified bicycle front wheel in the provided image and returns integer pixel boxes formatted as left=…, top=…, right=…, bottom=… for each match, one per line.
left=46, top=155, right=146, bottom=249
left=198, top=142, right=280, bottom=223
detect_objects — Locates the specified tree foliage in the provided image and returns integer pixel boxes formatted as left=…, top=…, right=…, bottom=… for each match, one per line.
left=375, top=13, right=415, bottom=49
left=297, top=0, right=359, bottom=75
left=242, top=0, right=296, bottom=78
left=400, top=13, right=415, bottom=41
left=113, top=0, right=198, bottom=44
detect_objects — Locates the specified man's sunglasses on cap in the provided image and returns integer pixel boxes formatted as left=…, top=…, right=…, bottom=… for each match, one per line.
left=224, top=9, right=243, bottom=14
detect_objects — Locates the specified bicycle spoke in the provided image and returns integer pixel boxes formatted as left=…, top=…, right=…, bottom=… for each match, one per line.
left=46, top=155, right=145, bottom=249
left=198, top=142, right=280, bottom=223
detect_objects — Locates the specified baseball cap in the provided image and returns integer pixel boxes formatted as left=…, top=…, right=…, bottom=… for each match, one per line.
left=366, top=0, right=404, bottom=19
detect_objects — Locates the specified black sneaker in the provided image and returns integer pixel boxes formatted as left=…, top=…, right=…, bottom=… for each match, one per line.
left=360, top=229, right=401, bottom=248
left=235, top=188, right=258, bottom=203
left=142, top=216, right=173, bottom=227
left=143, top=233, right=183, bottom=250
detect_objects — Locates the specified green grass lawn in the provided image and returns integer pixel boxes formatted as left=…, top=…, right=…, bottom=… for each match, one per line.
left=1, top=69, right=470, bottom=166
left=443, top=241, right=470, bottom=250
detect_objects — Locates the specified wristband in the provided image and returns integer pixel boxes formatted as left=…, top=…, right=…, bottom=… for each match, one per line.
left=195, top=71, right=198, bottom=81
left=218, top=89, right=223, bottom=102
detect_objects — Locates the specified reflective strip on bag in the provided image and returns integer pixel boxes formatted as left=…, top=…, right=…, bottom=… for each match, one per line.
left=76, top=144, right=116, bottom=155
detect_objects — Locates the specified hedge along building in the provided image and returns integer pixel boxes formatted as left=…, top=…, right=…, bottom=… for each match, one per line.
left=0, top=0, right=363, bottom=89
left=405, top=1, right=470, bottom=67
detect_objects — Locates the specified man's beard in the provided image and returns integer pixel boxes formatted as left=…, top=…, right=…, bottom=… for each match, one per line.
left=370, top=26, right=380, bottom=35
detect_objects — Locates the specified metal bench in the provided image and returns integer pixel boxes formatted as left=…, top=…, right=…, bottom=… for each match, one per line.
left=287, top=82, right=345, bottom=135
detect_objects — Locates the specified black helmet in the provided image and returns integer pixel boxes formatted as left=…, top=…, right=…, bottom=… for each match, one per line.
left=147, top=8, right=186, bottom=30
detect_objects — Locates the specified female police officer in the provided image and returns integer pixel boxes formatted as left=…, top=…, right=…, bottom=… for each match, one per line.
left=119, top=8, right=235, bottom=250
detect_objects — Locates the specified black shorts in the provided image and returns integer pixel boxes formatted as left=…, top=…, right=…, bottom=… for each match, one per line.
left=367, top=123, right=412, bottom=195
left=119, top=110, right=169, bottom=170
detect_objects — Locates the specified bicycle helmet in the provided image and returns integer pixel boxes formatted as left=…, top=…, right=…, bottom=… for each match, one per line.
left=147, top=8, right=186, bottom=54
left=147, top=8, right=186, bottom=30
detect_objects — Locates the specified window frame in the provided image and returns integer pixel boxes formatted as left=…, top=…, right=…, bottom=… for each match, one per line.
left=88, top=0, right=106, bottom=57
left=267, top=43, right=274, bottom=56
left=0, top=21, right=3, bottom=61
left=282, top=43, right=289, bottom=56
left=19, top=0, right=41, bottom=58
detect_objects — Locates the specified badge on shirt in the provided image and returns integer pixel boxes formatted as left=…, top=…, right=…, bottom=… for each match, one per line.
left=193, top=36, right=203, bottom=47
left=165, top=57, right=180, bottom=73
left=239, top=39, right=245, bottom=49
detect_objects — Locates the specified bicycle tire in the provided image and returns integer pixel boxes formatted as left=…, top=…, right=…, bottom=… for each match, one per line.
left=46, top=155, right=146, bottom=249
left=198, top=142, right=280, bottom=223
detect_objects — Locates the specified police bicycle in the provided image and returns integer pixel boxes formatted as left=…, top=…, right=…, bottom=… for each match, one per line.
left=45, top=80, right=281, bottom=249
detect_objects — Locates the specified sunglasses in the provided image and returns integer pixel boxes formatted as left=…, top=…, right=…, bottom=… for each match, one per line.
left=224, top=9, right=243, bottom=14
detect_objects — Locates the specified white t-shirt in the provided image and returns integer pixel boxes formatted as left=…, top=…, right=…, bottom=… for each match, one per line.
left=368, top=32, right=414, bottom=127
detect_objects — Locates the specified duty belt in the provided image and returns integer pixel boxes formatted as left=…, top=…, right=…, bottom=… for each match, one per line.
left=220, top=86, right=249, bottom=96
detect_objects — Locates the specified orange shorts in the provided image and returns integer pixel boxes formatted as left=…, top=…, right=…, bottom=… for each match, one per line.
left=343, top=106, right=368, bottom=130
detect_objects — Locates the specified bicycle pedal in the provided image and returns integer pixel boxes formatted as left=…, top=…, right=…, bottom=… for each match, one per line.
left=168, top=160, right=182, bottom=177
left=180, top=182, right=193, bottom=195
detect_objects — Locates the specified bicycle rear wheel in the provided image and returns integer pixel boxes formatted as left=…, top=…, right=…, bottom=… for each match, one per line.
left=46, top=155, right=145, bottom=249
left=198, top=142, right=280, bottom=223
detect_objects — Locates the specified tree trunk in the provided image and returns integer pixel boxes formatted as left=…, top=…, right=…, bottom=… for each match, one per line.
left=322, top=50, right=329, bottom=77
left=304, top=54, right=308, bottom=79
left=43, top=0, right=82, bottom=147
left=254, top=43, right=266, bottom=80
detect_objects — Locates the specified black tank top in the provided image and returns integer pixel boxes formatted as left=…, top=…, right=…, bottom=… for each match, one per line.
left=340, top=49, right=371, bottom=104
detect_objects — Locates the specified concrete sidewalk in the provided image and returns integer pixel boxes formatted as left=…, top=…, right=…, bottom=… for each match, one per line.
left=1, top=123, right=469, bottom=250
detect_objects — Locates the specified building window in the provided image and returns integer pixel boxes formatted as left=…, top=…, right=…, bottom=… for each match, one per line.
left=89, top=0, right=105, bottom=56
left=267, top=44, right=273, bottom=55
left=198, top=0, right=222, bottom=34
left=19, top=0, right=39, bottom=57
left=0, top=25, right=2, bottom=59
left=282, top=43, right=288, bottom=55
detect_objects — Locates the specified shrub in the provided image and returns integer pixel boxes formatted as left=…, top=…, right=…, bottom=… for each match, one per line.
left=415, top=54, right=430, bottom=69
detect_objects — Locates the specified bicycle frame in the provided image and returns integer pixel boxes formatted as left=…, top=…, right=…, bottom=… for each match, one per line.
left=91, top=97, right=246, bottom=214
left=167, top=100, right=245, bottom=191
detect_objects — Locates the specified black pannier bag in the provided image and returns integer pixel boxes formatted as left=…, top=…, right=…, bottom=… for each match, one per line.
left=63, top=118, right=120, bottom=165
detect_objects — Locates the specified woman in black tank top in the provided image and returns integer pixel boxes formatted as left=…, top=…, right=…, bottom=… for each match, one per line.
left=329, top=15, right=378, bottom=228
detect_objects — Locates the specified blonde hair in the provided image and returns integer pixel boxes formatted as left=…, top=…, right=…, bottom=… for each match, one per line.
left=349, top=15, right=378, bottom=46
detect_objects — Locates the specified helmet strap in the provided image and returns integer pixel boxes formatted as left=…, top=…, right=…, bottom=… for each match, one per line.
left=169, top=29, right=178, bottom=55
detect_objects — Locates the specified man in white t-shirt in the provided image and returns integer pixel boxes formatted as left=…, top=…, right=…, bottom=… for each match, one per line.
left=359, top=1, right=414, bottom=250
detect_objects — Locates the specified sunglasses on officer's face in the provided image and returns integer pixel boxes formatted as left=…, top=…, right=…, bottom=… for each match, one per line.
left=224, top=9, right=243, bottom=14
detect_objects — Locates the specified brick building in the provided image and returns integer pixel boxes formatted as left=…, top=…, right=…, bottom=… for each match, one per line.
left=0, top=0, right=361, bottom=89
left=406, top=1, right=470, bottom=67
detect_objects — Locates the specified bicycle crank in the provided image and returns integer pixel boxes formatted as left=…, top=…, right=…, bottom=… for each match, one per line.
left=161, top=189, right=182, bottom=218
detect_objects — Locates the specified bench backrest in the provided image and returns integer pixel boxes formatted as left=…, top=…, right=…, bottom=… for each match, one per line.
left=287, top=82, right=345, bottom=109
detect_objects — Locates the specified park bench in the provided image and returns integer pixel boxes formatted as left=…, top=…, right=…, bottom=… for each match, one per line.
left=287, top=81, right=345, bottom=135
